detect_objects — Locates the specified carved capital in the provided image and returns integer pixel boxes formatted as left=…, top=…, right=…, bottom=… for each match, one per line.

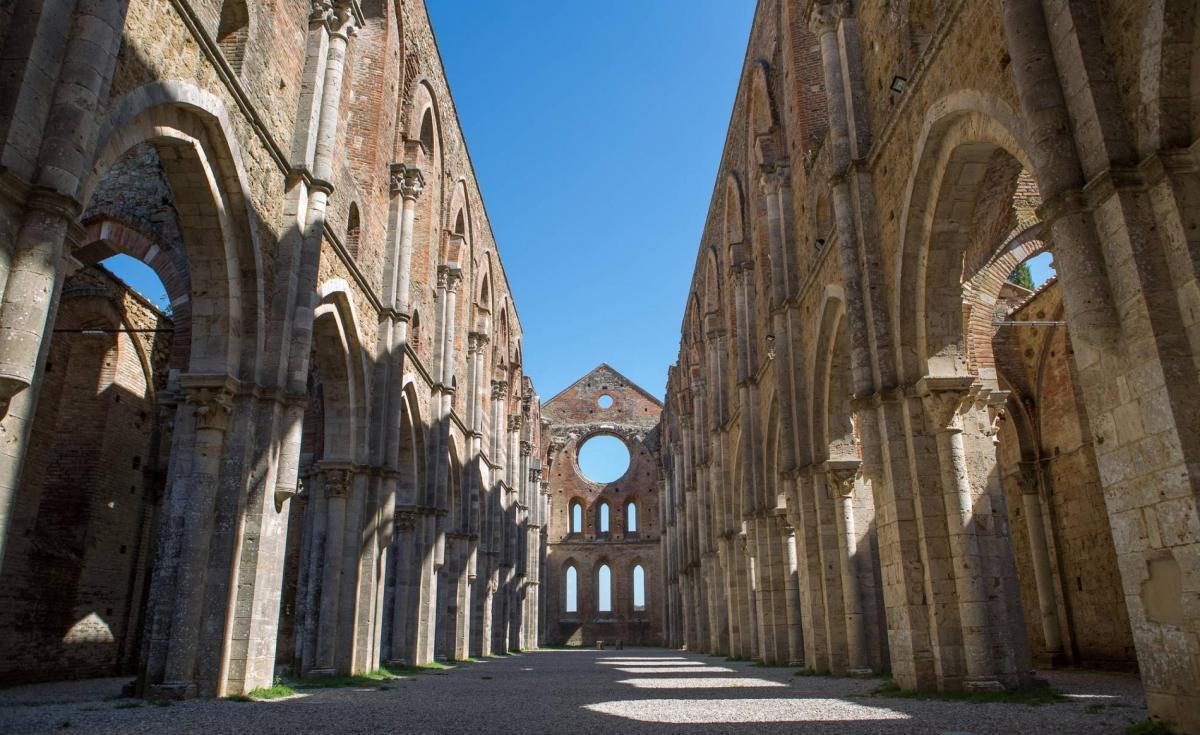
left=519, top=440, right=532, bottom=456
left=529, top=467, right=543, bottom=483
left=390, top=163, right=425, bottom=200
left=977, top=389, right=1009, bottom=440
left=809, top=0, right=846, bottom=36
left=917, top=375, right=977, bottom=435
left=438, top=265, right=464, bottom=293
left=491, top=380, right=508, bottom=399
left=311, top=0, right=357, bottom=36
left=508, top=414, right=524, bottom=432
left=823, top=459, right=861, bottom=498
left=758, top=163, right=791, bottom=195
left=321, top=464, right=354, bottom=498
left=395, top=508, right=419, bottom=531
left=181, top=378, right=236, bottom=432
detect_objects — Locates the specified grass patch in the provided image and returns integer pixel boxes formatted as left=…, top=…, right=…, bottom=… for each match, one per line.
left=247, top=681, right=298, bottom=700
left=292, top=662, right=456, bottom=689
left=1127, top=720, right=1175, bottom=735
left=867, top=679, right=1066, bottom=706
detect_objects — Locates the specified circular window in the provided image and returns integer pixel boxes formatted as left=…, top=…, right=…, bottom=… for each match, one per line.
left=577, top=434, right=630, bottom=483
left=597, top=394, right=614, bottom=409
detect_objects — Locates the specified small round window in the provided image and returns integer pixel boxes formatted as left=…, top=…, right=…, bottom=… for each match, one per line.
left=597, top=394, right=614, bottom=409
left=577, top=434, right=630, bottom=483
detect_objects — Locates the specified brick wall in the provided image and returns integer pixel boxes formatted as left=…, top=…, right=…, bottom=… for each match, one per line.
left=542, top=365, right=663, bottom=646
left=0, top=266, right=172, bottom=684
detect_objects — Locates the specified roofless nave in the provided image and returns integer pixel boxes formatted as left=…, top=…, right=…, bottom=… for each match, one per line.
left=0, top=1, right=1197, bottom=734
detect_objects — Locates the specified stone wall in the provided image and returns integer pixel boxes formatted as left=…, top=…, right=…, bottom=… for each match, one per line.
left=660, top=1, right=1200, bottom=730
left=995, top=280, right=1136, bottom=668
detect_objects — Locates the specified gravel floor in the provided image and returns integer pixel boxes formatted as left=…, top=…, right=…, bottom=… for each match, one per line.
left=0, top=649, right=1147, bottom=734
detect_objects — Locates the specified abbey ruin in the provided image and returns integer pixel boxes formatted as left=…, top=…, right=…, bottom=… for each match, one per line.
left=0, top=0, right=1198, bottom=733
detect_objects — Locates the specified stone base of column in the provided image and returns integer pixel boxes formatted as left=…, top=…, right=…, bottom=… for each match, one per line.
left=385, top=659, right=411, bottom=669
left=145, top=682, right=197, bottom=700
left=846, top=668, right=874, bottom=677
left=306, top=668, right=338, bottom=678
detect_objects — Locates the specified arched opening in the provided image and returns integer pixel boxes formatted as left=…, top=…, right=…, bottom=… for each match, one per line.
left=436, top=444, right=466, bottom=661
left=569, top=500, right=583, bottom=534
left=597, top=501, right=610, bottom=535
left=410, top=309, right=422, bottom=355
left=632, top=565, right=646, bottom=612
left=280, top=292, right=365, bottom=677
left=216, top=0, right=249, bottom=75
left=576, top=434, right=630, bottom=484
left=346, top=202, right=361, bottom=257
left=7, top=98, right=265, bottom=696
left=419, top=108, right=435, bottom=152
left=565, top=566, right=578, bottom=614
left=625, top=500, right=638, bottom=534
left=895, top=109, right=1133, bottom=686
left=597, top=564, right=612, bottom=613
left=382, top=387, right=427, bottom=665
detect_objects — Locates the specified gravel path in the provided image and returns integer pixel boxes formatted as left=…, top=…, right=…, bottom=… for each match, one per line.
left=0, top=649, right=1147, bottom=734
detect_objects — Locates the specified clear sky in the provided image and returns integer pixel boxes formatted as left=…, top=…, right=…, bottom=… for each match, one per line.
left=425, top=0, right=758, bottom=402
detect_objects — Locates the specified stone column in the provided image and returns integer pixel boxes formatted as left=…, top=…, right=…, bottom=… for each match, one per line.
left=920, top=377, right=1006, bottom=691
left=312, top=464, right=353, bottom=675
left=386, top=508, right=419, bottom=666
left=1019, top=462, right=1065, bottom=660
left=154, top=378, right=236, bottom=697
left=826, top=461, right=870, bottom=674
left=780, top=514, right=805, bottom=665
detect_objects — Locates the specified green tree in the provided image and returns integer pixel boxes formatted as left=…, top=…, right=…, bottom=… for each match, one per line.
left=1008, top=262, right=1034, bottom=290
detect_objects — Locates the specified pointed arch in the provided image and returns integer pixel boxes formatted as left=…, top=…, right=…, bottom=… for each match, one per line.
left=723, top=173, right=745, bottom=246
left=216, top=0, right=251, bottom=75
left=812, top=290, right=855, bottom=463
left=397, top=382, right=427, bottom=507
left=311, top=281, right=369, bottom=464
left=87, top=82, right=267, bottom=383
left=893, top=92, right=1036, bottom=383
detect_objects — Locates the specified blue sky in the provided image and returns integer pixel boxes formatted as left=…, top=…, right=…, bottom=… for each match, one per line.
left=425, top=0, right=757, bottom=401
